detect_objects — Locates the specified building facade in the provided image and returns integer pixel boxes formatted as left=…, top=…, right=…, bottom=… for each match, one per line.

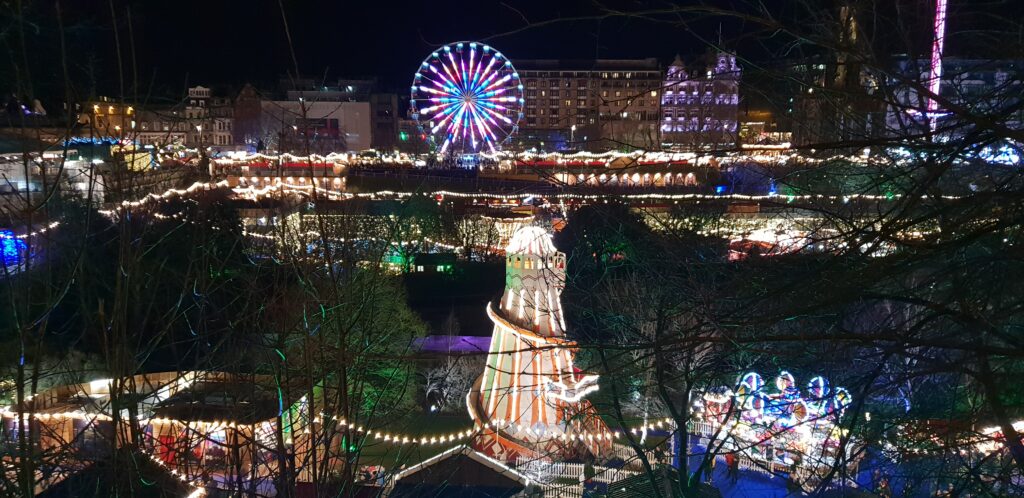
left=369, top=93, right=399, bottom=151
left=185, top=86, right=234, bottom=147
left=259, top=100, right=372, bottom=153
left=83, top=86, right=236, bottom=148
left=660, top=52, right=741, bottom=149
left=884, top=58, right=1024, bottom=143
left=515, top=59, right=662, bottom=151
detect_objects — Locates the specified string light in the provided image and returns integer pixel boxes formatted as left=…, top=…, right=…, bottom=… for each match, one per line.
left=0, top=408, right=112, bottom=421
left=98, top=180, right=229, bottom=217
left=0, top=221, right=61, bottom=240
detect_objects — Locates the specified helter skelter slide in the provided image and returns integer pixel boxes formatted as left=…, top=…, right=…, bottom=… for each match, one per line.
left=467, top=226, right=611, bottom=462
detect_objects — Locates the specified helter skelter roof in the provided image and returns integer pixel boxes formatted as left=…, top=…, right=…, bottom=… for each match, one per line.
left=505, top=226, right=557, bottom=256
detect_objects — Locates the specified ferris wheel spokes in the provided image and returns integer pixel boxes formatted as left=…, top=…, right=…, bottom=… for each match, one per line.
left=411, top=41, right=524, bottom=156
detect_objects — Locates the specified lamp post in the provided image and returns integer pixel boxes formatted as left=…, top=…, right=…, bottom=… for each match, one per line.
left=571, top=124, right=576, bottom=144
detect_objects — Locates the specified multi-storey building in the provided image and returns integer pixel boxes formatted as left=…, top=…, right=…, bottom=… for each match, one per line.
left=84, top=99, right=189, bottom=146
left=185, top=86, right=234, bottom=147
left=660, top=52, right=741, bottom=150
left=259, top=99, right=371, bottom=153
left=83, top=86, right=236, bottom=149
left=369, top=93, right=399, bottom=151
left=234, top=77, right=395, bottom=153
left=885, top=57, right=1024, bottom=142
left=515, top=59, right=662, bottom=150
left=233, top=84, right=263, bottom=147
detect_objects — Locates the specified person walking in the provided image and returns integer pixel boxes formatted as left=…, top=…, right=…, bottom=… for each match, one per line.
left=725, top=452, right=739, bottom=484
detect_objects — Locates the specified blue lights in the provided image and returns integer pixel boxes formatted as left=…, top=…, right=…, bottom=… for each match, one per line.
left=1, top=231, right=28, bottom=267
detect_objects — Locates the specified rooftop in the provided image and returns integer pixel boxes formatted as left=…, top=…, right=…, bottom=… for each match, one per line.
left=514, top=58, right=661, bottom=71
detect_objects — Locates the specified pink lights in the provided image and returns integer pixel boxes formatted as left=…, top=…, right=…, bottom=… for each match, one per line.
left=927, top=0, right=948, bottom=115
left=411, top=42, right=524, bottom=155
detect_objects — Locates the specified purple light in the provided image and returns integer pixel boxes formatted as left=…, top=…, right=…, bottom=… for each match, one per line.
left=411, top=42, right=523, bottom=155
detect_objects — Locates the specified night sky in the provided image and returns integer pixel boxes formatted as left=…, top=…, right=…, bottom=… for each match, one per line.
left=67, top=0, right=737, bottom=92
left=7, top=0, right=1023, bottom=101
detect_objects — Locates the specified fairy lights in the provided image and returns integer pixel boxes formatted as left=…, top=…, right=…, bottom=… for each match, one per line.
left=0, top=408, right=112, bottom=421
left=141, top=450, right=207, bottom=497
left=1, top=221, right=61, bottom=240
left=231, top=182, right=960, bottom=204
left=98, top=180, right=229, bottom=217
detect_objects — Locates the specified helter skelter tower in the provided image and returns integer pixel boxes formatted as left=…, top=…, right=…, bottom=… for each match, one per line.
left=468, top=226, right=610, bottom=461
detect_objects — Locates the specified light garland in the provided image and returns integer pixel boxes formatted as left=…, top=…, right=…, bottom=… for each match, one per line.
left=0, top=221, right=61, bottom=240
left=312, top=414, right=477, bottom=447
left=98, top=180, right=229, bottom=216
left=231, top=182, right=962, bottom=203
left=141, top=450, right=207, bottom=496
left=0, top=408, right=112, bottom=421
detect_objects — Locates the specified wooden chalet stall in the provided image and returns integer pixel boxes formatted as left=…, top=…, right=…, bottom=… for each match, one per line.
left=1, top=378, right=116, bottom=462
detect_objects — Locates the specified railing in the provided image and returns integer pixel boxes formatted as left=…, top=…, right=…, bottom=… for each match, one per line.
left=609, top=443, right=666, bottom=471
left=687, top=420, right=860, bottom=491
left=513, top=457, right=639, bottom=497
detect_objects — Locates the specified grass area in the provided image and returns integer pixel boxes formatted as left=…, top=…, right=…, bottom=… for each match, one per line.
left=355, top=413, right=475, bottom=469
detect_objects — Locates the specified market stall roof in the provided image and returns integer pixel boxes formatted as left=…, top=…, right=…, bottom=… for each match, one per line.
left=152, top=377, right=301, bottom=425
left=390, top=444, right=529, bottom=498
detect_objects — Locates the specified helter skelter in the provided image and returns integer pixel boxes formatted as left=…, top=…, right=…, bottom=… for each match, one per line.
left=467, top=226, right=610, bottom=461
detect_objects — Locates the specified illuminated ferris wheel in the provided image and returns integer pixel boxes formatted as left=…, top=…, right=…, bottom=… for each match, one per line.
left=410, top=42, right=524, bottom=155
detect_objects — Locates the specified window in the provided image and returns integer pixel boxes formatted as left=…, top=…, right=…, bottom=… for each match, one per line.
left=564, top=100, right=571, bottom=107
left=615, top=91, right=621, bottom=97
left=650, top=90, right=658, bottom=97
left=540, top=90, right=547, bottom=97
left=577, top=99, right=586, bottom=107
left=601, top=90, right=608, bottom=97
left=551, top=90, right=560, bottom=97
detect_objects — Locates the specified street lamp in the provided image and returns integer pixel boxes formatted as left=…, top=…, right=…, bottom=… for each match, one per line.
left=571, top=124, right=577, bottom=144
left=195, top=125, right=203, bottom=148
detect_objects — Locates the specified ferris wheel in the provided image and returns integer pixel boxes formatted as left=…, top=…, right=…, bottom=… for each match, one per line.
left=410, top=42, right=524, bottom=155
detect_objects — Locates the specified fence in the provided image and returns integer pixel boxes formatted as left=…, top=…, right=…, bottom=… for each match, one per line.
left=687, top=420, right=860, bottom=491
left=608, top=443, right=668, bottom=470
left=513, top=457, right=640, bottom=497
